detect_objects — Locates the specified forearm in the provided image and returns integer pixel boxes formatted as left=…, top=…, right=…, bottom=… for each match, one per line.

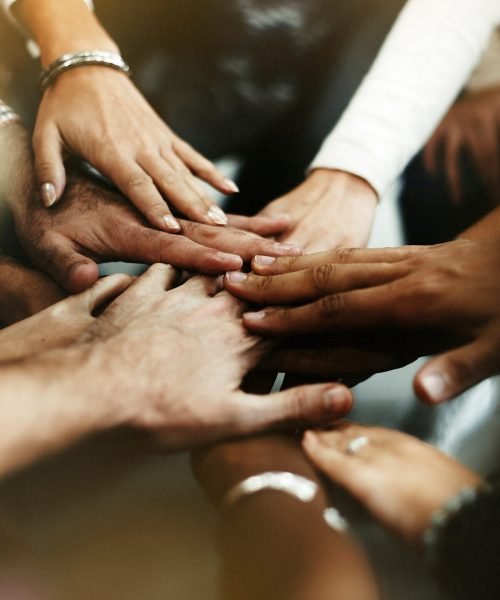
left=0, top=345, right=123, bottom=476
left=12, top=0, right=118, bottom=65
left=310, top=0, right=500, bottom=196
left=459, top=206, right=500, bottom=240
left=193, top=436, right=379, bottom=600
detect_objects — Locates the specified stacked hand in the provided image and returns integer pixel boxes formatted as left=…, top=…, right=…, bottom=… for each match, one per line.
left=303, top=423, right=482, bottom=544
left=224, top=238, right=500, bottom=403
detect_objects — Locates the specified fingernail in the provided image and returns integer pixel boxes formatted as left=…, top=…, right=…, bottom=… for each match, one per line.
left=323, top=387, right=350, bottom=415
left=420, top=372, right=448, bottom=403
left=208, top=205, right=228, bottom=226
left=223, top=178, right=239, bottom=194
left=274, top=243, right=302, bottom=255
left=243, top=310, right=267, bottom=322
left=225, top=271, right=248, bottom=283
left=216, top=252, right=243, bottom=267
left=41, top=183, right=57, bottom=208
left=254, top=255, right=276, bottom=266
left=163, top=215, right=181, bottom=232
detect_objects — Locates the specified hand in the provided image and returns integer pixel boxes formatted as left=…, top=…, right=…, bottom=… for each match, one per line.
left=303, top=423, right=483, bottom=544
left=423, top=86, right=500, bottom=202
left=13, top=174, right=300, bottom=293
left=0, top=274, right=132, bottom=362
left=79, top=265, right=353, bottom=448
left=34, top=68, right=239, bottom=230
left=258, top=169, right=377, bottom=252
left=0, top=255, right=65, bottom=327
left=225, top=239, right=500, bottom=403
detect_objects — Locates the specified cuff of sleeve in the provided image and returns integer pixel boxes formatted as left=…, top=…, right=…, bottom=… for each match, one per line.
left=2, top=0, right=95, bottom=59
left=308, top=141, right=394, bottom=200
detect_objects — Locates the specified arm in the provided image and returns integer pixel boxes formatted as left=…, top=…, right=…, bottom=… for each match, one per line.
left=193, top=435, right=379, bottom=600
left=7, top=0, right=238, bottom=228
left=310, top=0, right=500, bottom=197
left=259, top=0, right=500, bottom=252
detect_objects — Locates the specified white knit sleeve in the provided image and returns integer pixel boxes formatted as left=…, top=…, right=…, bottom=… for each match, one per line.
left=2, top=0, right=95, bottom=58
left=309, top=0, right=500, bottom=197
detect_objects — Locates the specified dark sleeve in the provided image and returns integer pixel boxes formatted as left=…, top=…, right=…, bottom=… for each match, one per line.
left=431, top=479, right=500, bottom=600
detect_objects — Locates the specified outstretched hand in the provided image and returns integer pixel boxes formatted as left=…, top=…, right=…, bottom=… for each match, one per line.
left=303, top=423, right=482, bottom=544
left=258, top=169, right=377, bottom=252
left=34, top=68, right=240, bottom=230
left=13, top=173, right=301, bottom=293
left=225, top=239, right=500, bottom=403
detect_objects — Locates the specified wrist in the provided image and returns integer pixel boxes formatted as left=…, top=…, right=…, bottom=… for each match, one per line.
left=308, top=168, right=378, bottom=204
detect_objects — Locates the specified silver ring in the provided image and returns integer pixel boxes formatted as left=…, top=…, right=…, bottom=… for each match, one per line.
left=345, top=435, right=370, bottom=455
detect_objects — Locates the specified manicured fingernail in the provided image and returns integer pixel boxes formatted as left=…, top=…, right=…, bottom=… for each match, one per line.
left=243, top=310, right=267, bottom=321
left=274, top=243, right=302, bottom=255
left=226, top=271, right=247, bottom=283
left=208, top=205, right=228, bottom=226
left=163, top=215, right=181, bottom=232
left=41, top=183, right=57, bottom=208
left=420, top=372, right=448, bottom=403
left=254, top=255, right=276, bottom=266
left=223, top=178, right=239, bottom=194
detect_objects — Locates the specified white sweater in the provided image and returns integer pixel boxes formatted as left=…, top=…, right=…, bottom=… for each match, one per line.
left=310, top=0, right=500, bottom=197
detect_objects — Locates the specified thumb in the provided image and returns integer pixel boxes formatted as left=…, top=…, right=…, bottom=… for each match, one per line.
left=414, top=339, right=499, bottom=404
left=230, top=383, right=353, bottom=435
left=33, top=234, right=100, bottom=293
left=33, top=125, right=67, bottom=207
left=79, top=273, right=134, bottom=314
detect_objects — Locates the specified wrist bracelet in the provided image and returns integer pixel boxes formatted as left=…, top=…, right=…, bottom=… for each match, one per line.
left=223, top=471, right=349, bottom=533
left=422, top=483, right=490, bottom=566
left=0, top=101, right=21, bottom=127
left=39, top=50, right=131, bottom=93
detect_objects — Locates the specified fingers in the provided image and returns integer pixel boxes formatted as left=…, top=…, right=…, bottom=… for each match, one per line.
left=122, top=227, right=244, bottom=274
left=102, top=158, right=185, bottom=233
left=228, top=383, right=353, bottom=435
left=180, top=274, right=225, bottom=298
left=32, top=234, right=100, bottom=293
left=252, top=246, right=427, bottom=276
left=225, top=262, right=404, bottom=305
left=146, top=151, right=229, bottom=227
left=125, top=263, right=180, bottom=294
left=226, top=214, right=292, bottom=237
left=173, top=137, right=239, bottom=196
left=415, top=337, right=500, bottom=404
left=82, top=273, right=134, bottom=313
left=179, top=219, right=302, bottom=263
left=33, top=124, right=66, bottom=208
left=423, top=131, right=441, bottom=176
left=242, top=284, right=407, bottom=336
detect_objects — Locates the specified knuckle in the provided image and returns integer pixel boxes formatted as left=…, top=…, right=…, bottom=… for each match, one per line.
left=318, top=293, right=344, bottom=318
left=311, top=263, right=336, bottom=292
left=331, top=247, right=355, bottom=264
left=254, top=274, right=274, bottom=292
left=126, top=173, right=153, bottom=192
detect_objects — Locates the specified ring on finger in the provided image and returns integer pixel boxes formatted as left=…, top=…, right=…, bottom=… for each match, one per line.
left=345, top=435, right=370, bottom=456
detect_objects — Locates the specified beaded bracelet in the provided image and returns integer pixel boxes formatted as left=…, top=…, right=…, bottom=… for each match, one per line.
left=0, top=101, right=21, bottom=127
left=39, top=50, right=131, bottom=94
left=422, top=483, right=491, bottom=567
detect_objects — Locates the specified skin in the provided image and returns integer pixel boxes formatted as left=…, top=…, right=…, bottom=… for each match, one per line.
left=15, top=0, right=239, bottom=229
left=302, top=423, right=483, bottom=545
left=192, top=434, right=379, bottom=600
left=259, top=169, right=378, bottom=252
left=0, top=264, right=352, bottom=477
left=424, top=86, right=500, bottom=203
left=2, top=120, right=301, bottom=293
left=224, top=233, right=500, bottom=404
left=0, top=254, right=65, bottom=327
